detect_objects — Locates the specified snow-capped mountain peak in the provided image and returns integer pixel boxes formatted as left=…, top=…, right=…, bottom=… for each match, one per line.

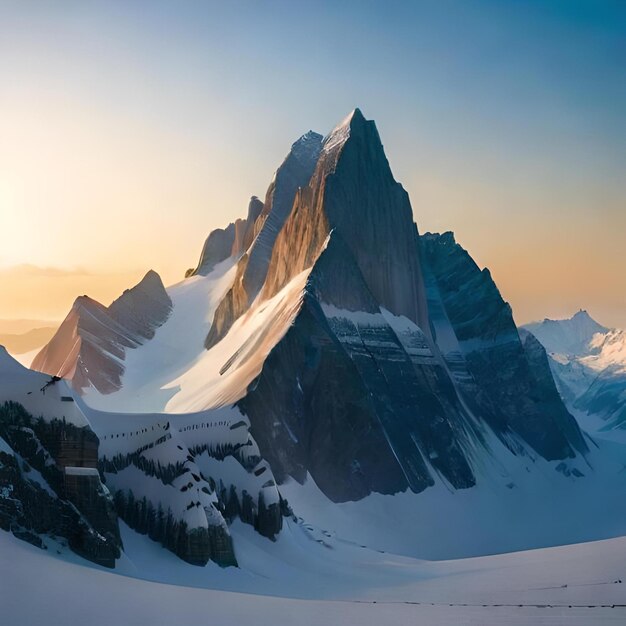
left=524, top=312, right=626, bottom=434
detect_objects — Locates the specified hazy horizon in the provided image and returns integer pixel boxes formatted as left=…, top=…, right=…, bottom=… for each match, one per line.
left=2, top=1, right=624, bottom=328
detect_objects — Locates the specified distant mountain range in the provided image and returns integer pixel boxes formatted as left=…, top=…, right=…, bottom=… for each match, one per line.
left=2, top=109, right=626, bottom=574
left=524, top=310, right=626, bottom=435
left=0, top=326, right=57, bottom=355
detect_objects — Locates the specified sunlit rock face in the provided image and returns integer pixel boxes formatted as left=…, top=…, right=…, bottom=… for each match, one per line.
left=206, top=131, right=323, bottom=348
left=193, top=196, right=265, bottom=277
left=262, top=109, right=430, bottom=333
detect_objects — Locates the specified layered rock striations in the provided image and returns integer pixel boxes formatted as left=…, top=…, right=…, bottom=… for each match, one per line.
left=199, top=110, right=589, bottom=502
left=239, top=232, right=479, bottom=501
left=0, top=348, right=285, bottom=567
left=421, top=232, right=588, bottom=459
left=32, top=271, right=172, bottom=394
left=94, top=405, right=283, bottom=566
left=0, top=349, right=121, bottom=566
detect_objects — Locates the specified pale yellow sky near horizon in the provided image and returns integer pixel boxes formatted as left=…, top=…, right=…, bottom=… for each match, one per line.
left=1, top=103, right=624, bottom=329
left=1, top=157, right=624, bottom=330
left=1, top=101, right=624, bottom=328
left=1, top=2, right=624, bottom=330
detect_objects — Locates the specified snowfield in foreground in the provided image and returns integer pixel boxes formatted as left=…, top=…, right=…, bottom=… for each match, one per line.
left=2, top=524, right=626, bottom=626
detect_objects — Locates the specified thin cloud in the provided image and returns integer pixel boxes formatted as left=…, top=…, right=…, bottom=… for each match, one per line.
left=0, top=264, right=94, bottom=278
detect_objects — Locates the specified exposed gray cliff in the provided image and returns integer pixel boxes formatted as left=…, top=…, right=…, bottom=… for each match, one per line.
left=421, top=232, right=588, bottom=459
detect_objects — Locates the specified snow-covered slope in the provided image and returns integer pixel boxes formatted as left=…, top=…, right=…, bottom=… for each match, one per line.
left=83, top=399, right=284, bottom=566
left=22, top=108, right=626, bottom=577
left=1, top=343, right=287, bottom=567
left=71, top=110, right=596, bottom=513
left=83, top=258, right=238, bottom=412
left=524, top=312, right=626, bottom=436
left=2, top=522, right=626, bottom=626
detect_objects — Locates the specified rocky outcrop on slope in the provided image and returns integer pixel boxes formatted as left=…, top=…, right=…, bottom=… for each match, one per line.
left=32, top=271, right=172, bottom=394
left=192, top=196, right=264, bottom=277
left=0, top=350, right=121, bottom=566
left=206, top=131, right=323, bottom=347
left=233, top=196, right=265, bottom=257
left=95, top=406, right=283, bottom=566
left=421, top=232, right=588, bottom=459
left=108, top=270, right=172, bottom=339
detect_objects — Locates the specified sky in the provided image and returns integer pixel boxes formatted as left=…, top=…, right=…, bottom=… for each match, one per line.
left=1, top=0, right=625, bottom=328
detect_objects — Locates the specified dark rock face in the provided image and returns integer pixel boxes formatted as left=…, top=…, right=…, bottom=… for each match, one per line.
left=421, top=232, right=588, bottom=460
left=32, top=270, right=172, bottom=394
left=519, top=329, right=590, bottom=450
left=111, top=486, right=237, bottom=567
left=239, top=294, right=411, bottom=501
left=206, top=132, right=323, bottom=348
left=262, top=110, right=430, bottom=333
left=0, top=401, right=121, bottom=567
left=219, top=110, right=589, bottom=503
left=239, top=233, right=478, bottom=502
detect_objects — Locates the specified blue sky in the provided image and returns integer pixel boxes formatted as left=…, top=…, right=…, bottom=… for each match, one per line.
left=1, top=0, right=625, bottom=325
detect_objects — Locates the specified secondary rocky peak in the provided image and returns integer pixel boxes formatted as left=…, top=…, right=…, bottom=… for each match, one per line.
left=247, top=195, right=264, bottom=221
left=191, top=196, right=265, bottom=277
left=140, top=268, right=163, bottom=285
left=571, top=309, right=598, bottom=325
left=260, top=131, right=324, bottom=218
left=32, top=270, right=172, bottom=394
left=109, top=269, right=172, bottom=340
left=72, top=294, right=105, bottom=311
left=288, top=130, right=324, bottom=168
left=422, top=232, right=588, bottom=460
left=524, top=309, right=609, bottom=357
left=231, top=196, right=264, bottom=258
left=204, top=128, right=323, bottom=348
